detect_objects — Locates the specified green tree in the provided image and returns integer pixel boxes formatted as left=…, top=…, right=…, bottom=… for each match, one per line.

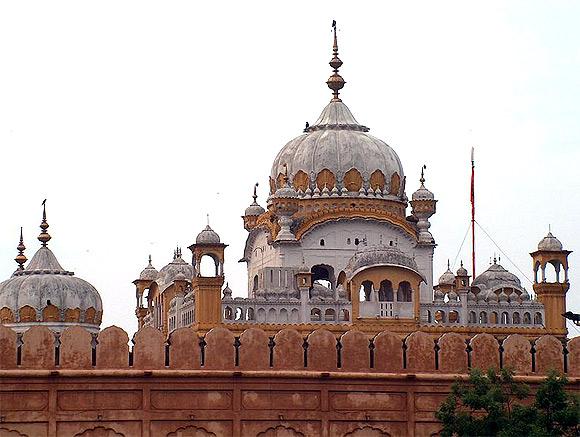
left=436, top=368, right=579, bottom=437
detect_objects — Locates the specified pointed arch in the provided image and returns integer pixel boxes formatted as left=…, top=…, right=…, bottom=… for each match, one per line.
left=315, top=168, right=336, bottom=190
left=292, top=170, right=310, bottom=191
left=370, top=169, right=386, bottom=191
left=344, top=168, right=364, bottom=192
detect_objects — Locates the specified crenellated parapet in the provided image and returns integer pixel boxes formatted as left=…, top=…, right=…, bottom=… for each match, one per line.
left=1, top=324, right=578, bottom=376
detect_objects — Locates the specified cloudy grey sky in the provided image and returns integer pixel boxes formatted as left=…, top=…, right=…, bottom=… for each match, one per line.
left=1, top=1, right=579, bottom=335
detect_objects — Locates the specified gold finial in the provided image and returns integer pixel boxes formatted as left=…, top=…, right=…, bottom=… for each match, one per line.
left=326, top=20, right=345, bottom=102
left=15, top=227, right=27, bottom=270
left=253, top=183, right=259, bottom=203
left=38, top=199, right=51, bottom=246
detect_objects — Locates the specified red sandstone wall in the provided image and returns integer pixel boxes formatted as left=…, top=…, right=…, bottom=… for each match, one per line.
left=0, top=324, right=579, bottom=437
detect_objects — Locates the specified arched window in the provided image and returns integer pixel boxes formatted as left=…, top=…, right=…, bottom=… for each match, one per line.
left=435, top=310, right=446, bottom=324
left=479, top=312, right=488, bottom=324
left=257, top=308, right=266, bottom=322
left=310, top=308, right=321, bottom=321
left=534, top=312, right=543, bottom=325
left=512, top=312, right=521, bottom=324
left=320, top=239, right=325, bottom=247
left=279, top=308, right=289, bottom=322
left=235, top=307, right=244, bottom=321
left=311, top=264, right=334, bottom=288
left=340, top=309, right=350, bottom=321
left=247, top=307, right=255, bottom=321
left=501, top=312, right=510, bottom=324
left=523, top=312, right=531, bottom=324
left=290, top=308, right=299, bottom=322
left=253, top=275, right=259, bottom=291
left=378, top=280, right=393, bottom=302
left=360, top=281, right=373, bottom=302
left=224, top=306, right=233, bottom=320
left=397, top=281, right=412, bottom=302
left=325, top=309, right=336, bottom=321
left=199, top=254, right=218, bottom=277
left=490, top=312, right=499, bottom=324
left=427, top=310, right=432, bottom=323
left=267, top=308, right=277, bottom=322
left=449, top=310, right=459, bottom=323
left=468, top=311, right=477, bottom=323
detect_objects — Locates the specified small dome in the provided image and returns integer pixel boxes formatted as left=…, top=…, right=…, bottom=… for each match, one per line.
left=434, top=289, right=444, bottom=302
left=520, top=288, right=531, bottom=301
left=448, top=290, right=458, bottom=301
left=498, top=290, right=509, bottom=303
left=472, top=260, right=524, bottom=300
left=139, top=256, right=158, bottom=281
left=158, top=251, right=194, bottom=287
left=196, top=225, right=221, bottom=244
left=538, top=231, right=563, bottom=251
left=438, top=267, right=455, bottom=286
left=272, top=183, right=298, bottom=199
left=467, top=291, right=476, bottom=302
left=223, top=283, right=233, bottom=298
left=411, top=179, right=434, bottom=201
left=456, top=262, right=468, bottom=277
left=245, top=202, right=265, bottom=217
left=174, top=272, right=186, bottom=281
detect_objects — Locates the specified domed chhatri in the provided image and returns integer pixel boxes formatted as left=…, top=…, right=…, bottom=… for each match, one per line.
left=0, top=204, right=102, bottom=333
left=139, top=255, right=158, bottom=281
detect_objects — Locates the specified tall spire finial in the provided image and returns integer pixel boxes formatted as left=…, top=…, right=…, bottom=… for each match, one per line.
left=15, top=227, right=27, bottom=270
left=420, top=165, right=427, bottom=185
left=252, top=183, right=259, bottom=203
left=38, top=199, right=51, bottom=246
left=447, top=259, right=450, bottom=271
left=326, top=20, right=345, bottom=102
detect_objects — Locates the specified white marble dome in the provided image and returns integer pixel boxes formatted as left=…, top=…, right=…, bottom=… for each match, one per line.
left=0, top=246, right=102, bottom=324
left=270, top=101, right=405, bottom=198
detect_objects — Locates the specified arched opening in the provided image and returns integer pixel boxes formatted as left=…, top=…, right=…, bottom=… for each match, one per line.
left=490, top=312, right=499, bottom=324
left=545, top=260, right=561, bottom=283
left=468, top=311, right=477, bottom=323
left=337, top=271, right=346, bottom=288
left=311, top=264, right=335, bottom=289
left=224, top=306, right=233, bottom=320
left=479, top=312, right=488, bottom=324
left=523, top=312, right=531, bottom=324
left=199, top=254, right=218, bottom=277
left=360, top=280, right=373, bottom=302
left=390, top=172, right=401, bottom=195
left=257, top=308, right=266, bottom=322
left=290, top=308, right=299, bottom=322
left=512, top=312, right=521, bottom=324
left=435, top=310, right=446, bottom=324
left=279, top=308, right=289, bottom=322
left=397, top=281, right=412, bottom=302
left=427, top=310, right=432, bottom=323
left=235, top=307, right=244, bottom=321
left=378, top=280, right=393, bottom=301
left=501, top=312, right=510, bottom=324
left=247, top=307, right=255, bottom=321
left=449, top=310, right=459, bottom=323
left=310, top=308, right=322, bottom=321
left=316, top=168, right=336, bottom=190
left=534, top=312, right=543, bottom=325
left=253, top=275, right=259, bottom=292
left=267, top=308, right=277, bottom=322
left=340, top=309, right=350, bottom=321
left=325, top=309, right=336, bottom=321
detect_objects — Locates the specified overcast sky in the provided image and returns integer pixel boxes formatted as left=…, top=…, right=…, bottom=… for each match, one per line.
left=1, top=2, right=579, bottom=336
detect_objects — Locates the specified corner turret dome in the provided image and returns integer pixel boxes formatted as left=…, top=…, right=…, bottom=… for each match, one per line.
left=196, top=224, right=221, bottom=244
left=538, top=231, right=563, bottom=251
left=139, top=255, right=158, bottom=281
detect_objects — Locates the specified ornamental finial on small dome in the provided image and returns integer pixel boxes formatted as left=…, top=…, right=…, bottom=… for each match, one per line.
left=38, top=199, right=51, bottom=246
left=15, top=227, right=27, bottom=270
left=327, top=20, right=345, bottom=102
left=420, top=164, right=426, bottom=185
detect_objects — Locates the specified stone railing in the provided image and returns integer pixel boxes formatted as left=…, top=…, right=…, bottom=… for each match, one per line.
left=1, top=324, right=579, bottom=375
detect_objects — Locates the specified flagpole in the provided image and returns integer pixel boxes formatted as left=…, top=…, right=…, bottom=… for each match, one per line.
left=471, top=147, right=476, bottom=278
